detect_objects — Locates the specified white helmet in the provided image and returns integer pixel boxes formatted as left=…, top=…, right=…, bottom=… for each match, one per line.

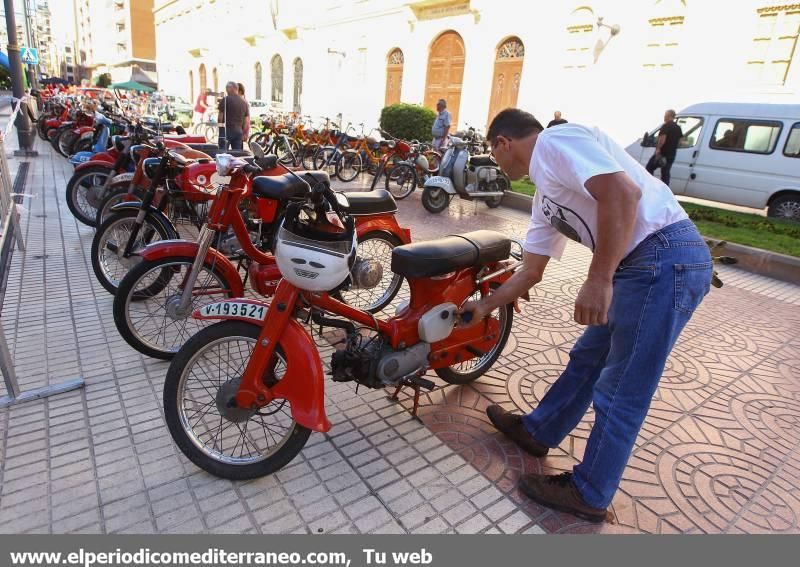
left=274, top=202, right=357, bottom=292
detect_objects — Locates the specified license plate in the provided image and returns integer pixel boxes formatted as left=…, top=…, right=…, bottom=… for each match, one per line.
left=427, top=176, right=450, bottom=185
left=199, top=301, right=267, bottom=321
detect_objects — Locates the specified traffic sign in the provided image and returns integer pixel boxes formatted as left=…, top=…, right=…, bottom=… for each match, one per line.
left=20, top=47, right=38, bottom=65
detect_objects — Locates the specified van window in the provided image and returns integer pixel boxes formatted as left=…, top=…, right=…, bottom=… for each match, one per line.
left=709, top=118, right=782, bottom=154
left=784, top=123, right=800, bottom=158
left=676, top=116, right=703, bottom=148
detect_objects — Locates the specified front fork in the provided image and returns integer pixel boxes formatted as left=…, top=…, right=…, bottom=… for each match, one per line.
left=176, top=225, right=217, bottom=313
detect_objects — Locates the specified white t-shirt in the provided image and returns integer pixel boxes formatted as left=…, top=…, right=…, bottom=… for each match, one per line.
left=524, top=123, right=688, bottom=260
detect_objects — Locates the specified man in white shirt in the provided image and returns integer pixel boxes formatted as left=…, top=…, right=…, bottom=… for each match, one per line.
left=461, top=108, right=712, bottom=523
left=431, top=99, right=452, bottom=150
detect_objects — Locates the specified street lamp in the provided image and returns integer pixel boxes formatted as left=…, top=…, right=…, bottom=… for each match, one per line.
left=593, top=16, right=621, bottom=64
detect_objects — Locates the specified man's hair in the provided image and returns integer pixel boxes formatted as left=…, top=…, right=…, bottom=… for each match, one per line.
left=666, top=109, right=676, bottom=118
left=487, top=108, right=544, bottom=143
left=437, top=99, right=446, bottom=107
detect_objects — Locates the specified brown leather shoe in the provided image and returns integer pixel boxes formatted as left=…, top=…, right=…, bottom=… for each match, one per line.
left=486, top=404, right=549, bottom=457
left=518, top=472, right=607, bottom=523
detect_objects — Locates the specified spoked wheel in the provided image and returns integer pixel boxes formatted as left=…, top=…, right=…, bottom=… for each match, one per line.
left=301, top=144, right=319, bottom=169
left=58, top=130, right=79, bottom=157
left=336, top=150, right=362, bottom=182
left=313, top=147, right=338, bottom=176
left=435, top=285, right=513, bottom=385
left=66, top=166, right=113, bottom=226
left=91, top=209, right=172, bottom=295
left=385, top=163, right=417, bottom=200
left=113, top=256, right=237, bottom=360
left=276, top=138, right=298, bottom=166
left=164, top=321, right=311, bottom=480
left=95, top=182, right=144, bottom=227
left=335, top=232, right=404, bottom=313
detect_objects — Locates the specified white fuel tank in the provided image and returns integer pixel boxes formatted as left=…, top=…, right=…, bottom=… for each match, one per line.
left=418, top=302, right=457, bottom=343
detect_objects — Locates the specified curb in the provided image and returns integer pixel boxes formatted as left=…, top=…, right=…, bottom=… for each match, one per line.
left=500, top=190, right=800, bottom=285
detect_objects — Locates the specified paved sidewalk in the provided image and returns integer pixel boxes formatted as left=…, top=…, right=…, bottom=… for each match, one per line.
left=1, top=140, right=799, bottom=534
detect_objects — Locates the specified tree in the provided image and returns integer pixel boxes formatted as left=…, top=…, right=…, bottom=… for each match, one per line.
left=96, top=73, right=112, bottom=88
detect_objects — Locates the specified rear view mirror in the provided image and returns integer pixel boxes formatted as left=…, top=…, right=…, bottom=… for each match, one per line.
left=641, top=132, right=656, bottom=147
left=249, top=141, right=265, bottom=159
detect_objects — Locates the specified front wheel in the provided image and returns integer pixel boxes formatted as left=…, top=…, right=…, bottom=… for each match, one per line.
left=767, top=194, right=800, bottom=222
left=91, top=209, right=174, bottom=295
left=95, top=182, right=145, bottom=227
left=485, top=175, right=509, bottom=209
left=336, top=150, right=362, bottom=182
left=164, top=321, right=311, bottom=479
left=385, top=163, right=417, bottom=200
left=314, top=147, right=338, bottom=176
left=301, top=144, right=319, bottom=170
left=113, top=256, right=238, bottom=359
left=435, top=285, right=514, bottom=385
left=65, top=166, right=113, bottom=226
left=421, top=186, right=450, bottom=214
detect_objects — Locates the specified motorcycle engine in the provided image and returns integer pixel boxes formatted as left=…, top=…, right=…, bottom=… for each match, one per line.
left=331, top=332, right=431, bottom=388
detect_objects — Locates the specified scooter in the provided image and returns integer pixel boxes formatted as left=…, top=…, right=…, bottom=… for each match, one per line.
left=421, top=137, right=510, bottom=214
left=69, top=112, right=117, bottom=167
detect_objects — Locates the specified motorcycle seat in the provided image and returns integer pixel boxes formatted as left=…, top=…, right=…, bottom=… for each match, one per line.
left=342, top=189, right=397, bottom=216
left=391, top=230, right=510, bottom=279
left=185, top=145, right=252, bottom=159
left=252, top=171, right=329, bottom=201
left=469, top=155, right=496, bottom=167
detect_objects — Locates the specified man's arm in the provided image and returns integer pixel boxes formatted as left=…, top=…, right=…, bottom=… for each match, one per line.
left=460, top=251, right=550, bottom=320
left=655, top=126, right=666, bottom=154
left=574, top=171, right=641, bottom=325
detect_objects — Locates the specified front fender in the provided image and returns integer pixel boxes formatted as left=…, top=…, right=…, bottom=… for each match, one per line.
left=138, top=240, right=245, bottom=297
left=108, top=202, right=180, bottom=240
left=193, top=301, right=331, bottom=432
left=74, top=159, right=113, bottom=172
left=424, top=175, right=457, bottom=195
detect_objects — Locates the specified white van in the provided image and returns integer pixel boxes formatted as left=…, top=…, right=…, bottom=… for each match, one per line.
left=625, top=102, right=800, bottom=220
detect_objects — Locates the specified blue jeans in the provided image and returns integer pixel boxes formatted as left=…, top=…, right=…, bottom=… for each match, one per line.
left=218, top=128, right=243, bottom=151
left=522, top=219, right=712, bottom=509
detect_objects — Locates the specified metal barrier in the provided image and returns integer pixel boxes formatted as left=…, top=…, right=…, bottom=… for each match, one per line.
left=0, top=98, right=85, bottom=408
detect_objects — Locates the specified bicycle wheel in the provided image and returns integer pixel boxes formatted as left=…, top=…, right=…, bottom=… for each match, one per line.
left=336, top=150, right=362, bottom=182
left=384, top=162, right=416, bottom=200
left=114, top=256, right=237, bottom=359
left=163, top=321, right=311, bottom=480
left=313, top=147, right=338, bottom=176
left=301, top=144, right=319, bottom=169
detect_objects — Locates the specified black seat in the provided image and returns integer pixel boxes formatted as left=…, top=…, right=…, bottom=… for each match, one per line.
left=469, top=154, right=496, bottom=167
left=342, top=189, right=397, bottom=216
left=252, top=170, right=329, bottom=201
left=186, top=145, right=252, bottom=159
left=391, top=230, right=510, bottom=279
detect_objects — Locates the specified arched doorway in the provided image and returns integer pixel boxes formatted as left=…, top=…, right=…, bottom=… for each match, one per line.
left=271, top=55, right=284, bottom=105
left=487, top=37, right=524, bottom=125
left=424, top=31, right=465, bottom=128
left=189, top=70, right=194, bottom=102
left=385, top=48, right=404, bottom=106
left=293, top=58, right=303, bottom=114
left=212, top=67, right=218, bottom=93
left=255, top=62, right=263, bottom=99
left=199, top=64, right=207, bottom=92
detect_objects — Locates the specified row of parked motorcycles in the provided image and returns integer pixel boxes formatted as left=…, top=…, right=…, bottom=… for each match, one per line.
left=47, top=99, right=526, bottom=480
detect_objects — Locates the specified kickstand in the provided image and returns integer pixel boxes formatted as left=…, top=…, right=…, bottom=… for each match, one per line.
left=388, top=381, right=423, bottom=417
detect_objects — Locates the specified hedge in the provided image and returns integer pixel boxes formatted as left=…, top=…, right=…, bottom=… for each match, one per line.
left=379, top=103, right=436, bottom=142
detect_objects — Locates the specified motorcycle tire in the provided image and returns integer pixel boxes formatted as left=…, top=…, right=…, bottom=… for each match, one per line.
left=421, top=186, right=450, bottom=214
left=36, top=116, right=49, bottom=141
left=384, top=163, right=416, bottom=200
left=95, top=182, right=145, bottom=227
left=333, top=232, right=404, bottom=313
left=163, top=321, right=311, bottom=480
left=113, top=255, right=238, bottom=360
left=65, top=165, right=114, bottom=226
left=335, top=150, right=362, bottom=183
left=435, top=284, right=514, bottom=385
left=486, top=176, right=509, bottom=209
left=91, top=208, right=174, bottom=295
left=58, top=130, right=80, bottom=157
left=50, top=127, right=67, bottom=155
left=73, top=138, right=93, bottom=154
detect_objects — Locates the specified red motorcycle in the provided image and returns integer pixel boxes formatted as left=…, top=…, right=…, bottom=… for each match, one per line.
left=113, top=147, right=410, bottom=360
left=162, top=181, right=522, bottom=479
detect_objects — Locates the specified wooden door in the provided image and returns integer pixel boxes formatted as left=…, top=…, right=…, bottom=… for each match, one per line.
left=487, top=37, right=524, bottom=126
left=424, top=31, right=465, bottom=128
left=385, top=48, right=404, bottom=106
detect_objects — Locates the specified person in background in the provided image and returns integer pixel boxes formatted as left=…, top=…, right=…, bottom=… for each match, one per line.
left=217, top=81, right=249, bottom=151
left=547, top=111, right=568, bottom=128
left=193, top=88, right=209, bottom=125
left=645, top=109, right=683, bottom=187
left=432, top=98, right=452, bottom=150
left=238, top=82, right=251, bottom=142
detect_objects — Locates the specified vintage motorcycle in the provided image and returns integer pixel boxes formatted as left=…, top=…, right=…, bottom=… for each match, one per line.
left=162, top=177, right=523, bottom=480
left=112, top=145, right=410, bottom=360
left=421, top=137, right=510, bottom=213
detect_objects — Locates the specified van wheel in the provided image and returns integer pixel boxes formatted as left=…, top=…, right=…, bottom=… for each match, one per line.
left=768, top=194, right=800, bottom=222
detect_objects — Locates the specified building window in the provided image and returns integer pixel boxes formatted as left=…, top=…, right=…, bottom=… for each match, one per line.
left=199, top=63, right=207, bottom=92
left=293, top=58, right=303, bottom=114
left=564, top=6, right=595, bottom=70
left=255, top=62, right=262, bottom=100
left=709, top=118, right=782, bottom=154
left=271, top=54, right=283, bottom=104
left=212, top=67, right=218, bottom=93
left=747, top=5, right=800, bottom=85
left=643, top=0, right=686, bottom=70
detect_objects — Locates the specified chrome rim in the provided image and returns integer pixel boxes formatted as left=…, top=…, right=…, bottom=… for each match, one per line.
left=178, top=336, right=295, bottom=465
left=775, top=200, right=800, bottom=221
left=387, top=165, right=415, bottom=198
left=73, top=172, right=109, bottom=219
left=97, top=217, right=161, bottom=288
left=338, top=237, right=402, bottom=312
left=124, top=261, right=231, bottom=354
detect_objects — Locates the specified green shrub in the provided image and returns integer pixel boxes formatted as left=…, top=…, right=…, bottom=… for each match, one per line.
left=95, top=73, right=112, bottom=88
left=379, top=103, right=436, bottom=142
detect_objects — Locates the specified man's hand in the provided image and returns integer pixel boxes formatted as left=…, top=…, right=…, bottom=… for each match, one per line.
left=574, top=277, right=613, bottom=326
left=459, top=300, right=491, bottom=325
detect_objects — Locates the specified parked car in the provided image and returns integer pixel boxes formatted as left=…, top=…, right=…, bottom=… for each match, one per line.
left=626, top=102, right=800, bottom=221
left=166, top=95, right=192, bottom=114
left=248, top=99, right=271, bottom=120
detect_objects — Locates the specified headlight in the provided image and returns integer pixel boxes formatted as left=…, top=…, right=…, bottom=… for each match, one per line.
left=130, top=144, right=147, bottom=164
left=142, top=157, right=161, bottom=180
